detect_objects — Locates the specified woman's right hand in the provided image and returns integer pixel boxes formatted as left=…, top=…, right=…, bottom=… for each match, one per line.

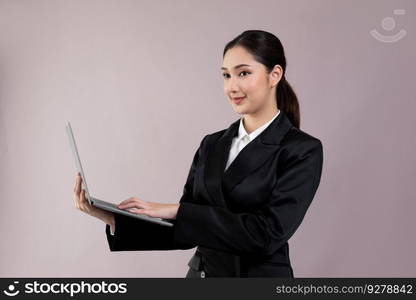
left=73, top=172, right=115, bottom=228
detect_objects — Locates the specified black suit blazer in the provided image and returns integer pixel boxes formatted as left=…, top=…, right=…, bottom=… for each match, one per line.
left=105, top=111, right=323, bottom=277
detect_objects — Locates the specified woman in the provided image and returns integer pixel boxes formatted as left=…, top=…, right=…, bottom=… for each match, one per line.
left=73, top=30, right=323, bottom=278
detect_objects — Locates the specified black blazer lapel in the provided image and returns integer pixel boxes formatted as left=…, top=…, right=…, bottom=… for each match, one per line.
left=205, top=111, right=294, bottom=208
left=204, top=118, right=239, bottom=208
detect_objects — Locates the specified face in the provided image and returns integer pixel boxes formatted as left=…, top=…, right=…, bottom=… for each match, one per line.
left=221, top=46, right=283, bottom=116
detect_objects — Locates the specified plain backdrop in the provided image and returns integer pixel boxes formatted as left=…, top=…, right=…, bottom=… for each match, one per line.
left=0, top=0, right=415, bottom=277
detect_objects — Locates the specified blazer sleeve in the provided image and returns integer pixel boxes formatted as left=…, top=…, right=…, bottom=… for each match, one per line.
left=105, top=136, right=207, bottom=252
left=172, top=138, right=324, bottom=257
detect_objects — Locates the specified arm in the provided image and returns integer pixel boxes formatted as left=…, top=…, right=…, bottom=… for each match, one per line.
left=172, top=139, right=324, bottom=257
left=105, top=214, right=190, bottom=251
left=105, top=136, right=207, bottom=251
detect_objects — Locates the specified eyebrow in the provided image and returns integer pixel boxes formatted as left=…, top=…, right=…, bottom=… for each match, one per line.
left=221, top=64, right=251, bottom=71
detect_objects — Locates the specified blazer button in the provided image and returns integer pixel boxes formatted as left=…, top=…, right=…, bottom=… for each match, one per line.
left=200, top=270, right=205, bottom=278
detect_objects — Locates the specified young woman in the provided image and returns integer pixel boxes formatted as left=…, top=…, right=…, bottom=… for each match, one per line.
left=73, top=30, right=323, bottom=278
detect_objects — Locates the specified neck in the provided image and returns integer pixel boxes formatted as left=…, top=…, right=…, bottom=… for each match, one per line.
left=242, top=107, right=279, bottom=134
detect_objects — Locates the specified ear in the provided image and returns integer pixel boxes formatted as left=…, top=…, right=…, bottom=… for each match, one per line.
left=269, top=64, right=283, bottom=87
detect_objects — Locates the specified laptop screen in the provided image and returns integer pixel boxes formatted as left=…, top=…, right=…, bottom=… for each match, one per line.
left=66, top=122, right=92, bottom=205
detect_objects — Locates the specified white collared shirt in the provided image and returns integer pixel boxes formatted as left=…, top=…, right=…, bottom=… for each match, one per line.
left=225, top=110, right=280, bottom=172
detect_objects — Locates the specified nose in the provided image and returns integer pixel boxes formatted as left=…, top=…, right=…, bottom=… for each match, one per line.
left=225, top=77, right=241, bottom=96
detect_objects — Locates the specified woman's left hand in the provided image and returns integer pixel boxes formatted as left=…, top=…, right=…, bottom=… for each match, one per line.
left=117, top=197, right=179, bottom=220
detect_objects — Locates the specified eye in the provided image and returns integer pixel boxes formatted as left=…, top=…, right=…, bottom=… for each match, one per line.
left=222, top=71, right=251, bottom=79
left=239, top=71, right=250, bottom=77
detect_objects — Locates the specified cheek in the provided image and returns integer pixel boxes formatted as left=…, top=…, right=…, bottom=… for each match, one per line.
left=246, top=77, right=267, bottom=99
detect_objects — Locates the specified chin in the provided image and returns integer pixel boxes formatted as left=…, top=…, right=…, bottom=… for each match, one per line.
left=234, top=109, right=247, bottom=115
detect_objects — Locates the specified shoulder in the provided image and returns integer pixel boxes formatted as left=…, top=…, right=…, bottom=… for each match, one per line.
left=282, top=127, right=322, bottom=149
left=201, top=125, right=322, bottom=149
left=280, top=127, right=323, bottom=163
left=199, top=128, right=228, bottom=146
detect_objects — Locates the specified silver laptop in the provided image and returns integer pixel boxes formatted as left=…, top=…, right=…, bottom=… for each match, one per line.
left=66, top=121, right=174, bottom=227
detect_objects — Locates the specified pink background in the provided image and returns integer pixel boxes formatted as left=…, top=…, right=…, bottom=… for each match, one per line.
left=0, top=0, right=415, bottom=277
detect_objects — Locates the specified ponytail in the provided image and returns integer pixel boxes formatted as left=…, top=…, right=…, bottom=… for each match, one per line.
left=276, top=75, right=300, bottom=129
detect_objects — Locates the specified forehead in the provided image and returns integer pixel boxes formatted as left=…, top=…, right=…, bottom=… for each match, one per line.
left=222, top=46, right=258, bottom=69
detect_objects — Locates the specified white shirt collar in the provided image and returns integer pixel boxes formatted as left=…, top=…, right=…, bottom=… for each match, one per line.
left=237, top=110, right=280, bottom=142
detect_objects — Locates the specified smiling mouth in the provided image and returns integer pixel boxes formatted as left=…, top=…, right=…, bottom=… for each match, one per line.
left=232, top=96, right=246, bottom=104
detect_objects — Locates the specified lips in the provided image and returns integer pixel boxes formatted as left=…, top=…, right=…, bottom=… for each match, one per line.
left=232, top=96, right=246, bottom=104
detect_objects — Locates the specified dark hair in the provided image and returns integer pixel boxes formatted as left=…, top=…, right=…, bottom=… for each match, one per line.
left=223, top=30, right=300, bottom=129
